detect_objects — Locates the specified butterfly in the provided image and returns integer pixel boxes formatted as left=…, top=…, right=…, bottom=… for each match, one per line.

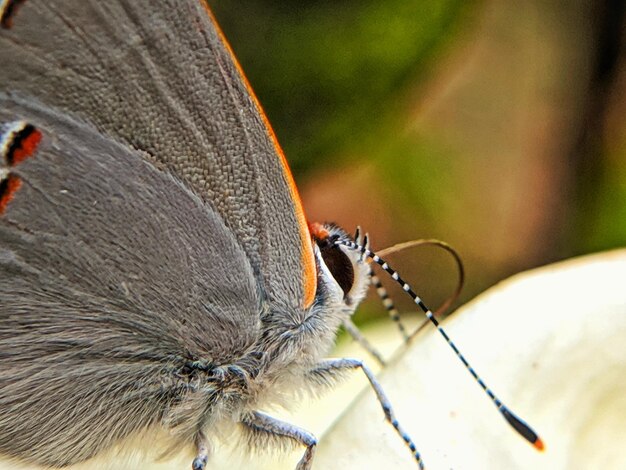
left=0, top=2, right=543, bottom=469
left=0, top=1, right=417, bottom=469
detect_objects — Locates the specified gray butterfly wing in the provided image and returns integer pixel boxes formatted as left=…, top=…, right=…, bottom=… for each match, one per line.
left=0, top=0, right=316, bottom=309
left=0, top=95, right=261, bottom=466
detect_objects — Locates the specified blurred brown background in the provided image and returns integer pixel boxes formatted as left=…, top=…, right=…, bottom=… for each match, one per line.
left=210, top=0, right=626, bottom=322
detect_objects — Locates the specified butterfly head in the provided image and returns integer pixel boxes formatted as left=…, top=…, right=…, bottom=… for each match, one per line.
left=309, top=222, right=370, bottom=312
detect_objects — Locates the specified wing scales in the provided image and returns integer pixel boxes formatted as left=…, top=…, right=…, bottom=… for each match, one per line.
left=0, top=96, right=261, bottom=465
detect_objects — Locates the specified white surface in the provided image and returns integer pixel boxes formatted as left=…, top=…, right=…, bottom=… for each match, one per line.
left=316, top=249, right=626, bottom=469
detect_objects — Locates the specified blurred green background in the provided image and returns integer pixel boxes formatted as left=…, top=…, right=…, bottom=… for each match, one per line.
left=209, top=0, right=626, bottom=322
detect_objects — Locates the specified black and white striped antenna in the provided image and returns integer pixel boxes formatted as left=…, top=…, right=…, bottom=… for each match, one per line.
left=338, top=237, right=545, bottom=452
left=354, top=226, right=410, bottom=340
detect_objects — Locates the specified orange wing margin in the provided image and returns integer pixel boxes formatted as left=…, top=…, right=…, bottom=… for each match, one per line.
left=201, top=2, right=317, bottom=308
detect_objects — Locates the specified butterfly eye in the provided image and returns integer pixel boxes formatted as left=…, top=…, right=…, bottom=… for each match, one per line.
left=319, top=243, right=355, bottom=297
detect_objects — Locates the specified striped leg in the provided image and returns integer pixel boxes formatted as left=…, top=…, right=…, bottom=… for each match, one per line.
left=240, top=411, right=317, bottom=470
left=342, top=318, right=386, bottom=366
left=191, top=431, right=210, bottom=470
left=307, top=358, right=424, bottom=469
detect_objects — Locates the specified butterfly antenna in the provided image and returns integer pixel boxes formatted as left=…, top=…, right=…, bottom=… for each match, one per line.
left=370, top=269, right=410, bottom=341
left=354, top=227, right=410, bottom=341
left=367, top=248, right=410, bottom=341
left=377, top=238, right=466, bottom=341
left=336, top=238, right=545, bottom=452
left=341, top=226, right=388, bottom=367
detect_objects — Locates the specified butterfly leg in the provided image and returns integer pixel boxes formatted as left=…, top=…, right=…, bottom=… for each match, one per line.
left=240, top=411, right=317, bottom=470
left=341, top=318, right=386, bottom=366
left=191, top=431, right=210, bottom=470
left=307, top=358, right=424, bottom=469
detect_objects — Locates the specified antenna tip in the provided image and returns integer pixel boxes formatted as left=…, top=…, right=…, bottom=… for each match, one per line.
left=500, top=407, right=544, bottom=452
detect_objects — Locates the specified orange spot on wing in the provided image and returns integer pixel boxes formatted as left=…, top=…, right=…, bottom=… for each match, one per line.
left=0, top=0, right=26, bottom=29
left=10, top=127, right=41, bottom=166
left=534, top=437, right=545, bottom=452
left=0, top=174, right=22, bottom=214
left=201, top=2, right=317, bottom=308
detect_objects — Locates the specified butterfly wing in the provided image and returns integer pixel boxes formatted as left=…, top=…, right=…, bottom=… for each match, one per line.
left=0, top=94, right=262, bottom=465
left=0, top=0, right=316, bottom=309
